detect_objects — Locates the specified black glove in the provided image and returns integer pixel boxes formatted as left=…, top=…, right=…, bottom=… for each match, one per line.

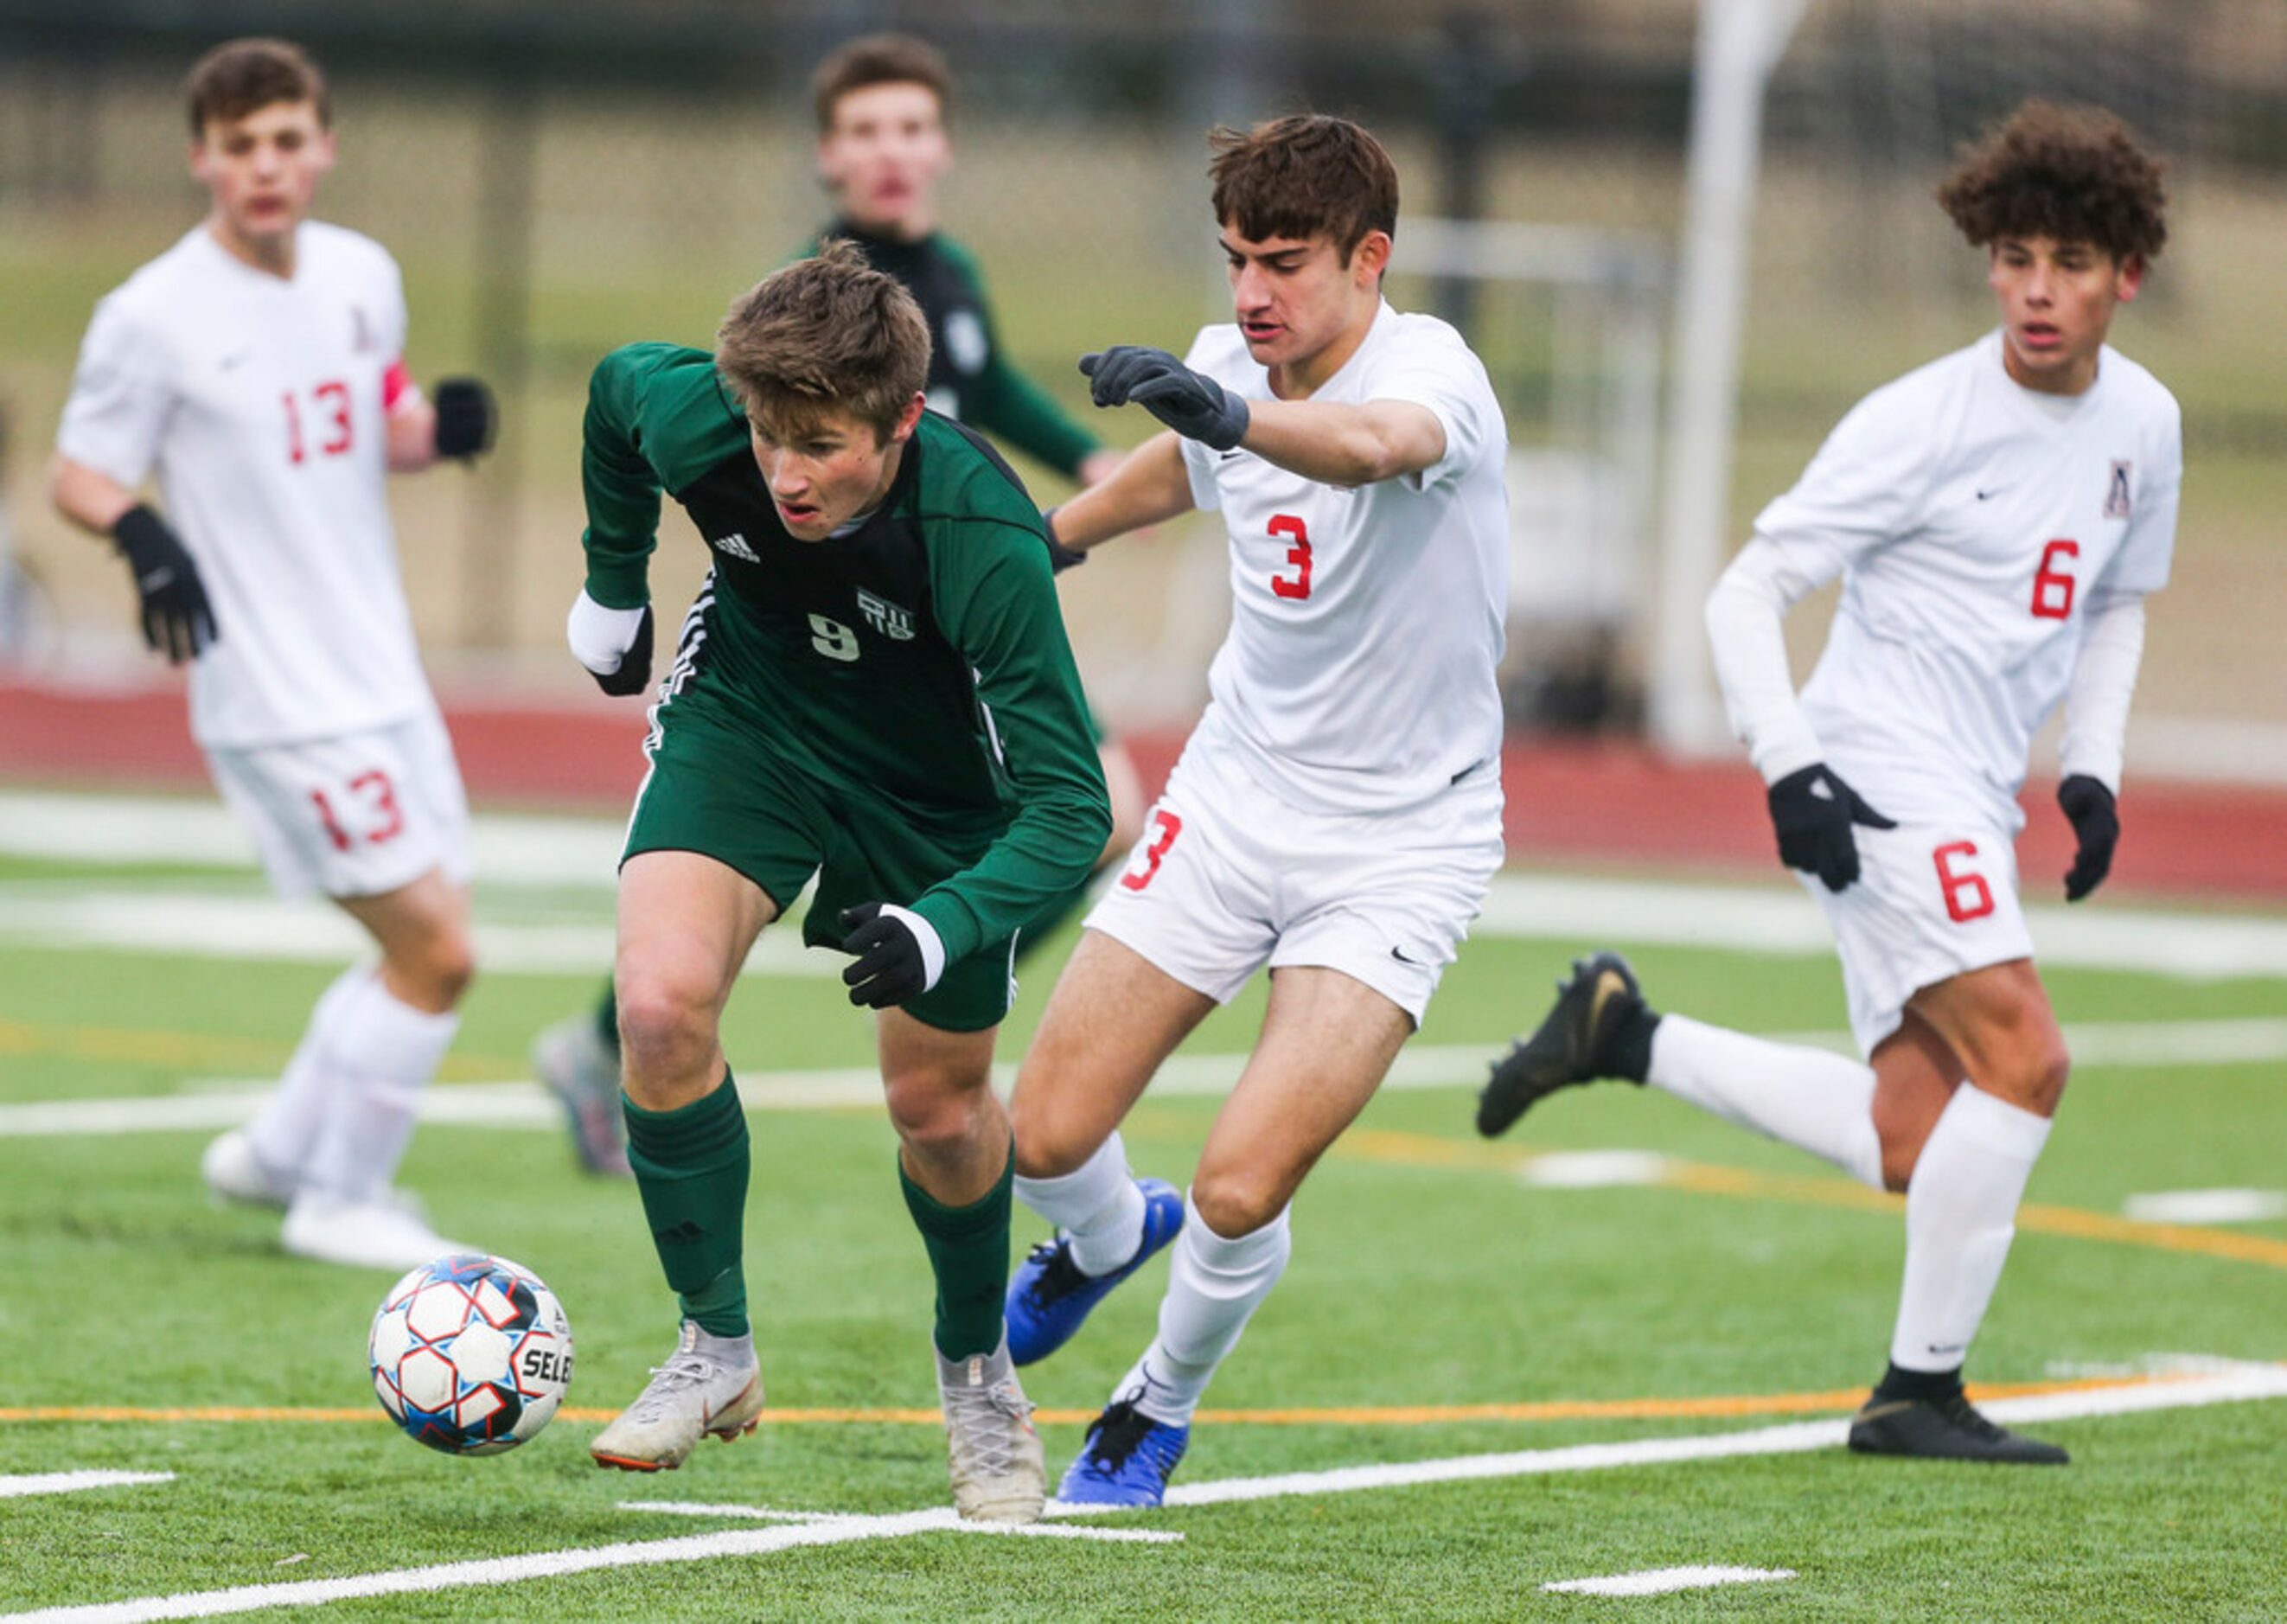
left=1766, top=763, right=1897, bottom=892
left=112, top=505, right=216, bottom=664
left=591, top=605, right=653, bottom=698
left=1040, top=508, right=1086, bottom=572
left=839, top=903, right=934, bottom=1009
left=1078, top=347, right=1249, bottom=451
left=2058, top=775, right=2118, bottom=902
left=431, top=377, right=497, bottom=460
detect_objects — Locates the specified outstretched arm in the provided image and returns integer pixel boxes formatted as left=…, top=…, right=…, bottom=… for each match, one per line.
left=1235, top=396, right=1445, bottom=488
left=1047, top=431, right=1192, bottom=553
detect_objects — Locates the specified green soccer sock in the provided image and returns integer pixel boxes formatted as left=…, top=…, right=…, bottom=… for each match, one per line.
left=900, top=1141, right=1015, bottom=1361
left=623, top=1072, right=750, bottom=1339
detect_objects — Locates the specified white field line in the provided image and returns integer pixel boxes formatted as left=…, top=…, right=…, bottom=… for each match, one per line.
left=16, top=1365, right=2282, bottom=1622
left=2123, top=1189, right=2287, bottom=1224
left=6, top=877, right=2286, bottom=981
left=1066, top=1361, right=2287, bottom=1513
left=7, top=1011, right=2282, bottom=1142
left=4, top=783, right=2287, bottom=979
left=0, top=890, right=834, bottom=980
left=0, top=1511, right=1179, bottom=1624
left=1543, top=1565, right=1796, bottom=1596
left=0, top=1472, right=174, bottom=1500
left=0, top=791, right=623, bottom=887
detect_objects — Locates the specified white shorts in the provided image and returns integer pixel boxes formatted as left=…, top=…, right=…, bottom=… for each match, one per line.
left=207, top=709, right=473, bottom=901
left=1083, top=737, right=1504, bottom=1025
left=1808, top=818, right=2035, bottom=1057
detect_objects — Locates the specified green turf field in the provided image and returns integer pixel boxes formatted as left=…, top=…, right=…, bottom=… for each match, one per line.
left=3, top=806, right=2284, bottom=1621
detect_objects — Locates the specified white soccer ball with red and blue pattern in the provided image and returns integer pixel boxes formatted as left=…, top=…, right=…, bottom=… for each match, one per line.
left=367, top=1253, right=573, bottom=1455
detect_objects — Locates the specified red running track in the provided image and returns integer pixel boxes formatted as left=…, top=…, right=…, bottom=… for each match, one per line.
left=3, top=677, right=2284, bottom=902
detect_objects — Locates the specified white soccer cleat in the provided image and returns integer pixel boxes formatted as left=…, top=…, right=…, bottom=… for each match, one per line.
left=280, top=1190, right=470, bottom=1271
left=531, top=1013, right=631, bottom=1178
left=201, top=1128, right=297, bottom=1209
left=936, top=1336, right=1046, bottom=1524
left=590, top=1321, right=764, bottom=1472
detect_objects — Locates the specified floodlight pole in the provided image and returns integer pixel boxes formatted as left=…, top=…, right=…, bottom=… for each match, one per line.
left=1647, top=0, right=1809, bottom=756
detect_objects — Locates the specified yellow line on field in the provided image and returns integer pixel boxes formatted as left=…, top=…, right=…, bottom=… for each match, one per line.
left=0, top=1373, right=2185, bottom=1430
left=1335, top=1128, right=2287, bottom=1270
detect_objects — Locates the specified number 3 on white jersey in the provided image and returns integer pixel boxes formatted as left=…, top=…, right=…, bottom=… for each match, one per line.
left=1268, top=514, right=1312, bottom=601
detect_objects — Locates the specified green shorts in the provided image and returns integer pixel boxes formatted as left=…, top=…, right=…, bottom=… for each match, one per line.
left=623, top=657, right=1018, bottom=1033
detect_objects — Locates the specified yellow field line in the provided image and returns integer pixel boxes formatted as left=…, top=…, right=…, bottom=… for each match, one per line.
left=0, top=1372, right=2196, bottom=1430
left=1336, top=1128, right=2287, bottom=1270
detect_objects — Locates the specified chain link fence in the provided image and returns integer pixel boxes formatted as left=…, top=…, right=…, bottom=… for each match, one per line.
left=2, top=0, right=2281, bottom=754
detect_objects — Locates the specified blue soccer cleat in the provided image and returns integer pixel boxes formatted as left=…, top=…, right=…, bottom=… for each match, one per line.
left=1006, top=1178, right=1184, bottom=1366
left=1056, top=1399, right=1189, bottom=1507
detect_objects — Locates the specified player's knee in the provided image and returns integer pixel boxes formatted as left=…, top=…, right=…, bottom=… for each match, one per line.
left=1007, top=1093, right=1095, bottom=1180
left=882, top=1071, right=983, bottom=1158
left=384, top=920, right=475, bottom=1010
left=2014, top=1041, right=2070, bottom=1116
left=614, top=972, right=716, bottom=1084
left=1189, top=1167, right=1287, bottom=1242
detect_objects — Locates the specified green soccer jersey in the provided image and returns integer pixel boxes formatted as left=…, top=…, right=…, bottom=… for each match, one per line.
left=579, top=341, right=1111, bottom=964
left=812, top=222, right=1102, bottom=479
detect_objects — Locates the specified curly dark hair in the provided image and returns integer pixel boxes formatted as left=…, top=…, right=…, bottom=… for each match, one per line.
left=1935, top=99, right=2167, bottom=265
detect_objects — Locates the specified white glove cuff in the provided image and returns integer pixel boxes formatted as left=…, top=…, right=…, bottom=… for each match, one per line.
left=566, top=590, right=647, bottom=676
left=878, top=903, right=947, bottom=993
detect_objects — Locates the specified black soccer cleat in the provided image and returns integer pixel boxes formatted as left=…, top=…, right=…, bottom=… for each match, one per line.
left=1847, top=1391, right=2069, bottom=1465
left=1476, top=951, right=1649, bottom=1138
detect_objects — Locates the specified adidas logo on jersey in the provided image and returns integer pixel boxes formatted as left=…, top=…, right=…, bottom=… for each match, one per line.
left=857, top=587, right=916, bottom=641
left=712, top=532, right=761, bottom=563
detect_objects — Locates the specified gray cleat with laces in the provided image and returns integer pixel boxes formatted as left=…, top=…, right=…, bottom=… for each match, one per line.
left=936, top=1335, right=1046, bottom=1523
left=590, top=1320, right=763, bottom=1472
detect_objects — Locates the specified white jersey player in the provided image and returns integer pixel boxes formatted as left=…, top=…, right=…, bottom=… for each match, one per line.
left=48, top=39, right=499, bottom=1270
left=993, top=115, right=1510, bottom=1506
left=1477, top=99, right=2177, bottom=1465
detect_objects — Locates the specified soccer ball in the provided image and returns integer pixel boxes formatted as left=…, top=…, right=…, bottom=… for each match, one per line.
left=368, top=1253, right=573, bottom=1455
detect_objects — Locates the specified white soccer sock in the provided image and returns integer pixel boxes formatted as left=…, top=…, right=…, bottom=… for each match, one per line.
left=243, top=965, right=370, bottom=1180
left=1015, top=1133, right=1147, bottom=1277
left=1116, top=1194, right=1292, bottom=1427
left=1889, top=1084, right=2052, bottom=1373
left=303, top=977, right=461, bottom=1204
left=1648, top=1013, right=1885, bottom=1191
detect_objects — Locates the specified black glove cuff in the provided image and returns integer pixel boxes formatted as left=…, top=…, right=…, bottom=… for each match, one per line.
left=431, top=377, right=497, bottom=459
left=1041, top=509, right=1087, bottom=572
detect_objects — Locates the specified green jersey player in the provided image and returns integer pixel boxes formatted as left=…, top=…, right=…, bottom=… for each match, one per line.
left=567, top=243, right=1109, bottom=1523
left=533, top=34, right=1144, bottom=1173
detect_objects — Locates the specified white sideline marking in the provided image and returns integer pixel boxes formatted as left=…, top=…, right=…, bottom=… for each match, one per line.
left=16, top=1365, right=2282, bottom=1621
left=4, top=786, right=2286, bottom=979
left=6, top=1008, right=2283, bottom=1141
left=1060, top=1361, right=2287, bottom=1513
left=2124, top=1189, right=2287, bottom=1224
left=0, top=889, right=834, bottom=980
left=0, top=791, right=622, bottom=886
left=0, top=1471, right=173, bottom=1500
left=0, top=1510, right=1179, bottom=1623
left=1543, top=1565, right=1795, bottom=1596
left=1515, top=1150, right=1677, bottom=1188
left=615, top=1500, right=832, bottom=1524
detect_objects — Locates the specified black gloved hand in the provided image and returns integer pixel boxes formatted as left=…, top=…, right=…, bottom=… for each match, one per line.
left=565, top=591, right=655, bottom=698
left=1040, top=508, right=1086, bottom=572
left=112, top=505, right=216, bottom=664
left=1078, top=347, right=1249, bottom=451
left=1766, top=763, right=1897, bottom=892
left=838, top=902, right=937, bottom=1009
left=431, top=377, right=497, bottom=460
left=2057, top=774, right=2118, bottom=902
